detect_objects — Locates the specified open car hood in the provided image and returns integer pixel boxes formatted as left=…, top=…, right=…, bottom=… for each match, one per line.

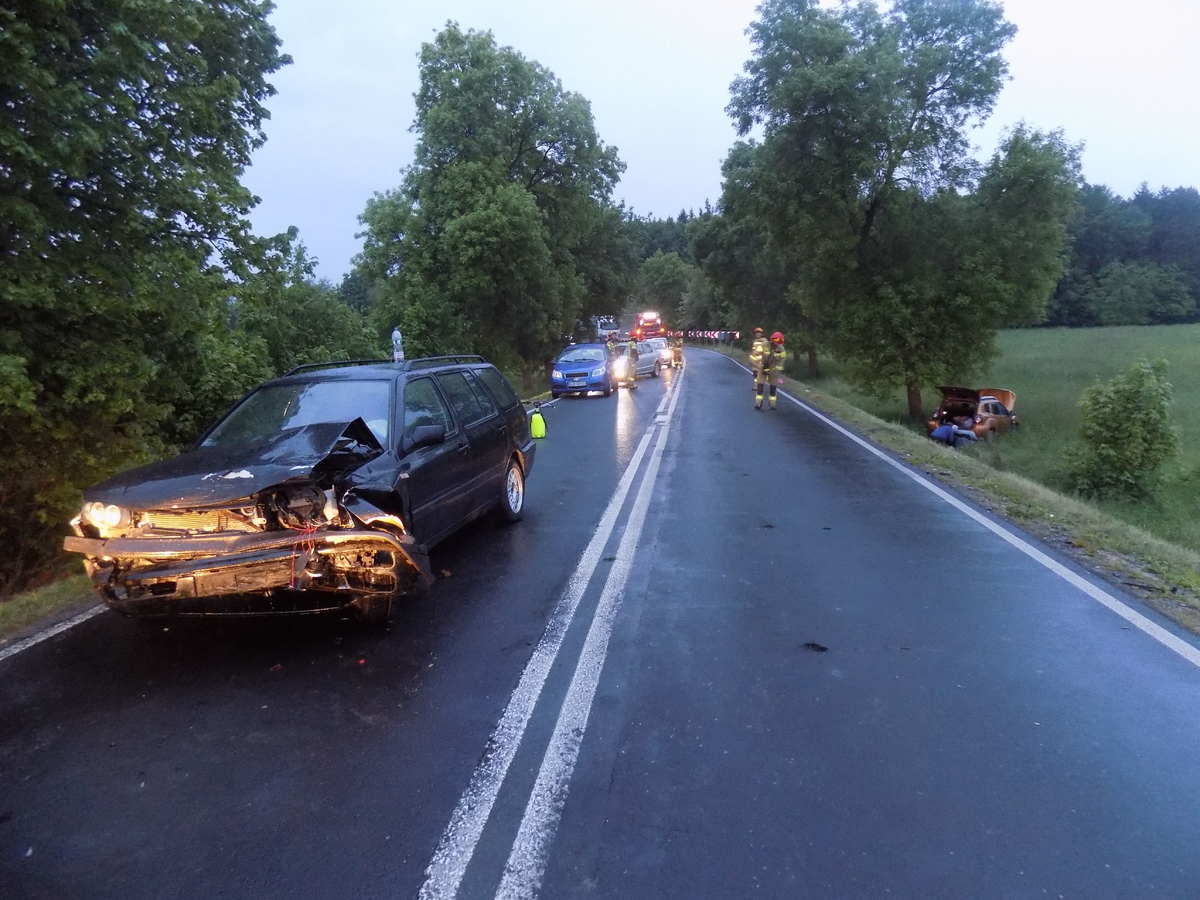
left=936, top=385, right=980, bottom=403
left=86, top=419, right=385, bottom=509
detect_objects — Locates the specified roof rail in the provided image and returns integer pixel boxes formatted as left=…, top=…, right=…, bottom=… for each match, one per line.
left=405, top=355, right=487, bottom=370
left=281, top=355, right=487, bottom=378
left=282, top=359, right=391, bottom=376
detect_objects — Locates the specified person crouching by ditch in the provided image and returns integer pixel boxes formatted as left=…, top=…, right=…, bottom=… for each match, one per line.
left=749, top=327, right=770, bottom=399
left=755, top=331, right=786, bottom=410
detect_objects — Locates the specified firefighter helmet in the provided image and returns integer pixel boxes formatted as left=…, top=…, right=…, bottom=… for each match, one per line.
left=770, top=331, right=784, bottom=344
left=753, top=327, right=764, bottom=336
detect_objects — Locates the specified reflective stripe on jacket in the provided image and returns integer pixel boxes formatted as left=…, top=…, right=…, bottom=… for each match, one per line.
left=749, top=337, right=769, bottom=371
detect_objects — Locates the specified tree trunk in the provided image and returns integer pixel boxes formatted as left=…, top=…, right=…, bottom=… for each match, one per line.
left=805, top=345, right=821, bottom=379
left=906, top=379, right=924, bottom=421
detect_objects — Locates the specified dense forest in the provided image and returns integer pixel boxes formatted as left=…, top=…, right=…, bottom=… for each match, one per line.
left=1, top=0, right=1197, bottom=597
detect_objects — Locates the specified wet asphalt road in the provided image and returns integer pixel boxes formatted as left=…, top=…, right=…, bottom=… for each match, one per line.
left=4, top=349, right=1200, bottom=899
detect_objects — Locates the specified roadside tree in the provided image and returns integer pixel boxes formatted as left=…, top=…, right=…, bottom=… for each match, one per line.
left=0, top=0, right=288, bottom=595
left=358, top=24, right=630, bottom=387
left=725, top=0, right=1078, bottom=417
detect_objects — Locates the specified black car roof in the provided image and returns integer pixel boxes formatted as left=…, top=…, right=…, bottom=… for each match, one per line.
left=273, top=356, right=491, bottom=384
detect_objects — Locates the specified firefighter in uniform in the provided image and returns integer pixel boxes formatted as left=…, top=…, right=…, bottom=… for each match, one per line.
left=749, top=327, right=770, bottom=400
left=624, top=335, right=640, bottom=389
left=606, top=330, right=620, bottom=360
left=756, top=331, right=786, bottom=409
left=669, top=332, right=683, bottom=368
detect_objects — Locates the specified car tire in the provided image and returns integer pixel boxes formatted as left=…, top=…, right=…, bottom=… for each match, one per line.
left=652, top=362, right=661, bottom=377
left=602, top=381, right=612, bottom=397
left=499, top=457, right=525, bottom=523
left=356, top=595, right=393, bottom=627
left=551, top=390, right=562, bottom=399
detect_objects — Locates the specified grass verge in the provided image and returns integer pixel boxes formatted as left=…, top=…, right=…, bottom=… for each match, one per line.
left=0, top=574, right=96, bottom=647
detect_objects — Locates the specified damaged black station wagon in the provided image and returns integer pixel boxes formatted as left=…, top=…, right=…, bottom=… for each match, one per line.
left=64, top=356, right=535, bottom=624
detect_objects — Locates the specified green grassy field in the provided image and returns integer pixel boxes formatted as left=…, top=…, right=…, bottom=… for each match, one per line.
left=806, top=324, right=1200, bottom=553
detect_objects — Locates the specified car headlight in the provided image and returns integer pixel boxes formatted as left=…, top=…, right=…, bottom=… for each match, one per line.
left=613, top=358, right=628, bottom=375
left=591, top=366, right=606, bottom=377
left=81, top=501, right=132, bottom=533
left=552, top=369, right=563, bottom=379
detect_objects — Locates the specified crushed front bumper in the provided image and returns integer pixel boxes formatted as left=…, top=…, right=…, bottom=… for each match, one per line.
left=63, top=528, right=434, bottom=617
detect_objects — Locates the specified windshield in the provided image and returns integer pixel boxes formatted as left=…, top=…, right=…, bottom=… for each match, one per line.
left=558, top=347, right=605, bottom=364
left=201, top=380, right=392, bottom=449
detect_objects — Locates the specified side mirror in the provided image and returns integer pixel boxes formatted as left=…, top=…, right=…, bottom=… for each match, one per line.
left=401, top=423, right=446, bottom=454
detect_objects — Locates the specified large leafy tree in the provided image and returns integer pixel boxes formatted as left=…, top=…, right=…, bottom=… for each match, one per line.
left=831, top=128, right=1080, bottom=406
left=0, top=1, right=289, bottom=595
left=359, top=24, right=631, bottom=385
left=724, top=0, right=1078, bottom=417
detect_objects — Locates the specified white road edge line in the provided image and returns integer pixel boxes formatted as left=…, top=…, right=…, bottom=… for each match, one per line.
left=711, top=350, right=1200, bottom=670
left=495, top=364, right=684, bottom=900
left=418, top=368, right=685, bottom=900
left=0, top=605, right=105, bottom=663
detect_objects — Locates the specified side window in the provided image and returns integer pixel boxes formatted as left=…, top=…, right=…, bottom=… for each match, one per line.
left=461, top=370, right=500, bottom=418
left=402, top=377, right=453, bottom=438
left=437, top=371, right=493, bottom=427
left=474, top=366, right=520, bottom=411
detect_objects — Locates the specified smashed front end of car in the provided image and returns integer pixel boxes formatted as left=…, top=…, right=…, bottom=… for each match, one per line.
left=63, top=419, right=434, bottom=619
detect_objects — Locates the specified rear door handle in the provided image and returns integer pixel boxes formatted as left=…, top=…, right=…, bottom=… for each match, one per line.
left=456, top=440, right=469, bottom=455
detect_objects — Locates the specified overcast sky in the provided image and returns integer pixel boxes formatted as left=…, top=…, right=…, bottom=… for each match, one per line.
left=242, top=0, right=1200, bottom=283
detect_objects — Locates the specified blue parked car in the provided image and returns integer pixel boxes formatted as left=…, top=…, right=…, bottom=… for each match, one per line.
left=550, top=343, right=618, bottom=398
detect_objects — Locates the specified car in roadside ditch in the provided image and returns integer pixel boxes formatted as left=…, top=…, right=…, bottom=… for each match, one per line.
left=64, top=356, right=535, bottom=624
left=926, top=386, right=1019, bottom=439
left=550, top=343, right=618, bottom=398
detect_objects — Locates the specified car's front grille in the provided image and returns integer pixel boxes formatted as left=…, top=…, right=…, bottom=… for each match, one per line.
left=565, top=371, right=590, bottom=378
left=140, top=509, right=262, bottom=535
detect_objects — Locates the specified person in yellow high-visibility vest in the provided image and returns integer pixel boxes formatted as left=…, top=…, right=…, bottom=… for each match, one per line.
left=756, top=331, right=786, bottom=409
left=749, top=327, right=770, bottom=403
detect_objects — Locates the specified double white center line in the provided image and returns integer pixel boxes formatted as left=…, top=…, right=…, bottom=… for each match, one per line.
left=419, top=371, right=685, bottom=900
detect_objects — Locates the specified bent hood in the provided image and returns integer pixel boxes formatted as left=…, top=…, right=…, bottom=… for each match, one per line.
left=86, top=419, right=385, bottom=509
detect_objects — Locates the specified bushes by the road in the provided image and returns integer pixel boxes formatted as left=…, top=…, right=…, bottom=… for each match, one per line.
left=1066, top=359, right=1178, bottom=500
